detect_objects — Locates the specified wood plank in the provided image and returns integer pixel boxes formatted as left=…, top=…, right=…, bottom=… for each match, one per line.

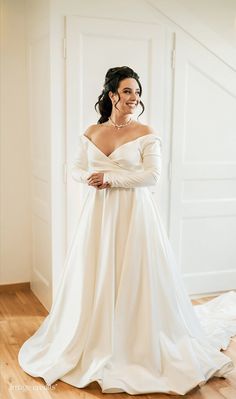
left=0, top=283, right=30, bottom=293
left=0, top=289, right=235, bottom=399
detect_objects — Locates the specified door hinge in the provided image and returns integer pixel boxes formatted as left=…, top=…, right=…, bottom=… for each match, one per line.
left=64, top=163, right=67, bottom=184
left=168, top=161, right=172, bottom=181
left=171, top=49, right=175, bottom=69
left=63, top=37, right=66, bottom=59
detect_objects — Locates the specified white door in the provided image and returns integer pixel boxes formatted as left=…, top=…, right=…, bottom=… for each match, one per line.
left=65, top=16, right=167, bottom=246
left=170, top=31, right=236, bottom=295
left=29, top=37, right=52, bottom=310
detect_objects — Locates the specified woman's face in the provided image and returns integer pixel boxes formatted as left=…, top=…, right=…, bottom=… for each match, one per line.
left=109, top=78, right=141, bottom=115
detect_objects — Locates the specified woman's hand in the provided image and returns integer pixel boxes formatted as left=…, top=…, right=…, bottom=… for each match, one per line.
left=96, top=182, right=111, bottom=190
left=87, top=172, right=111, bottom=189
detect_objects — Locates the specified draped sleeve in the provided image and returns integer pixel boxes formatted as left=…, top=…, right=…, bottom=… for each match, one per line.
left=103, top=135, right=162, bottom=188
left=70, top=135, right=91, bottom=184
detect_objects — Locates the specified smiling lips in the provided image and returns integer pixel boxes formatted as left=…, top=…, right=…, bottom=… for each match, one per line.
left=126, top=102, right=137, bottom=107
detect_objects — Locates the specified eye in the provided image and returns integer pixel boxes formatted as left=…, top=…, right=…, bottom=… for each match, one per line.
left=123, top=90, right=140, bottom=95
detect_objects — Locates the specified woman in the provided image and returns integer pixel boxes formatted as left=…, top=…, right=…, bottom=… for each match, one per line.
left=18, top=66, right=236, bottom=395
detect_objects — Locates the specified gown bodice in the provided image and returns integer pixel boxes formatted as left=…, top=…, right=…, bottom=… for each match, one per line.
left=71, top=133, right=162, bottom=189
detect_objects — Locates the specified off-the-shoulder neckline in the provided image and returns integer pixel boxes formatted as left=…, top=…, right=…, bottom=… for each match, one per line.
left=81, top=133, right=161, bottom=159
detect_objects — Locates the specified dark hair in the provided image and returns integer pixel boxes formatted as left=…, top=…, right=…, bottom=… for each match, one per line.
left=94, top=66, right=145, bottom=124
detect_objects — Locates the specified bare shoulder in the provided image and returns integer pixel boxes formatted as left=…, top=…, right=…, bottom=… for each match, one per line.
left=83, top=124, right=100, bottom=139
left=134, top=122, right=160, bottom=138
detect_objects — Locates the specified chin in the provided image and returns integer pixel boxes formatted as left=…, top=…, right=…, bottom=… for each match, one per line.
left=125, top=109, right=136, bottom=115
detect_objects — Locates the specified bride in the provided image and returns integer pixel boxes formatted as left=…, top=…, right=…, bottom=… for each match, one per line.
left=18, top=66, right=236, bottom=395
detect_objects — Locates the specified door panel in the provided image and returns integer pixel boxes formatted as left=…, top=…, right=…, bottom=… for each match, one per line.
left=66, top=16, right=166, bottom=247
left=170, top=31, right=236, bottom=294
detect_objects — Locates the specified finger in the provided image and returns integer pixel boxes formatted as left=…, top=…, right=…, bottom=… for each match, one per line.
left=98, top=183, right=109, bottom=189
left=88, top=178, right=99, bottom=183
left=89, top=182, right=101, bottom=187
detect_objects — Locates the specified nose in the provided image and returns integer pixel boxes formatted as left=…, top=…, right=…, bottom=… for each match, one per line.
left=130, top=92, right=139, bottom=101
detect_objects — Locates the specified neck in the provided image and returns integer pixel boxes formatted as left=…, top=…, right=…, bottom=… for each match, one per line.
left=109, top=113, right=132, bottom=126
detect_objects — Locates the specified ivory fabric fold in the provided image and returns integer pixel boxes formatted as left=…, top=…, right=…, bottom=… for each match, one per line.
left=18, top=133, right=236, bottom=395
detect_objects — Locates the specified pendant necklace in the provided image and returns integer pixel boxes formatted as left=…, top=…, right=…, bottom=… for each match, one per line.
left=108, top=116, right=132, bottom=130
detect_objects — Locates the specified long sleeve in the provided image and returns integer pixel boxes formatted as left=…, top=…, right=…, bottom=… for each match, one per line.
left=103, top=135, right=162, bottom=188
left=70, top=136, right=91, bottom=184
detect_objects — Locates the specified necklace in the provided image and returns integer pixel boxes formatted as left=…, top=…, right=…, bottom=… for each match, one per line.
left=108, top=116, right=132, bottom=130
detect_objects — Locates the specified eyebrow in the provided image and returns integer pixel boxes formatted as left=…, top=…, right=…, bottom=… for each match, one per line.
left=122, top=87, right=140, bottom=90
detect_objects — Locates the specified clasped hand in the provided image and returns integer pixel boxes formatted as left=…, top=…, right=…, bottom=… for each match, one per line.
left=87, top=172, right=111, bottom=190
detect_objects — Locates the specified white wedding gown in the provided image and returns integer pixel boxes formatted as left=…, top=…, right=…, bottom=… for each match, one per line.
left=18, top=133, right=236, bottom=395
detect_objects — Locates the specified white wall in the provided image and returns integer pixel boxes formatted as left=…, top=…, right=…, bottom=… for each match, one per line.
left=0, top=0, right=31, bottom=284
left=25, top=0, right=52, bottom=309
left=176, top=0, right=236, bottom=49
left=0, top=0, right=52, bottom=311
left=147, top=0, right=236, bottom=70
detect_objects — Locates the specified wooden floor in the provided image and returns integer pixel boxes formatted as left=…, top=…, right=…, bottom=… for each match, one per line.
left=1, top=289, right=236, bottom=399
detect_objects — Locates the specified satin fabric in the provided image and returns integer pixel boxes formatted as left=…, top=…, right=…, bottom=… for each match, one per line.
left=18, top=133, right=236, bottom=395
